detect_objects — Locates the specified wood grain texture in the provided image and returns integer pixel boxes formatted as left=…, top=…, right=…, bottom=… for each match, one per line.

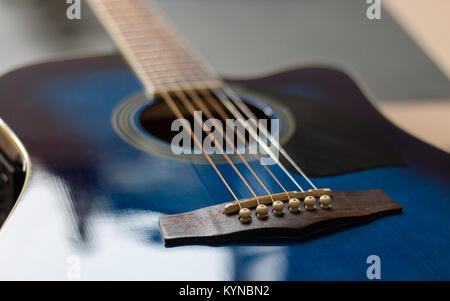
left=159, top=189, right=402, bottom=246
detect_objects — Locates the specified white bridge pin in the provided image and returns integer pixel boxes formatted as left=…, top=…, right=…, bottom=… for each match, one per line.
left=319, top=195, right=332, bottom=209
left=239, top=208, right=252, bottom=223
left=304, top=196, right=316, bottom=210
left=289, top=198, right=301, bottom=213
left=256, top=204, right=269, bottom=219
left=272, top=200, right=284, bottom=216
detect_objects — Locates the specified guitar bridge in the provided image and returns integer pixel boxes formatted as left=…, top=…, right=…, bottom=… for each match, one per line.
left=159, top=189, right=402, bottom=246
left=223, top=189, right=333, bottom=223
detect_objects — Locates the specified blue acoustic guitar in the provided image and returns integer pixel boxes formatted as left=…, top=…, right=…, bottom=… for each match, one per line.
left=0, top=0, right=448, bottom=280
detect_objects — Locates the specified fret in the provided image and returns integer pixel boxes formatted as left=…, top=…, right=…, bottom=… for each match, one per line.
left=87, top=0, right=221, bottom=94
left=113, top=18, right=148, bottom=26
left=124, top=28, right=181, bottom=43
left=106, top=11, right=147, bottom=18
left=116, top=31, right=175, bottom=42
left=134, top=46, right=194, bottom=61
left=150, top=73, right=210, bottom=84
left=126, top=40, right=182, bottom=51
left=111, top=19, right=166, bottom=29
left=139, top=56, right=210, bottom=76
left=141, top=58, right=210, bottom=75
left=153, top=81, right=221, bottom=94
left=142, top=66, right=216, bottom=82
left=108, top=19, right=167, bottom=33
left=134, top=52, right=191, bottom=62
left=110, top=16, right=160, bottom=27
left=108, top=14, right=162, bottom=25
left=131, top=43, right=188, bottom=54
left=148, top=75, right=216, bottom=89
left=143, top=64, right=205, bottom=74
left=163, top=73, right=213, bottom=85
left=141, top=60, right=202, bottom=70
left=111, top=31, right=181, bottom=51
left=134, top=51, right=196, bottom=64
left=148, top=75, right=215, bottom=88
left=145, top=67, right=209, bottom=79
left=111, top=25, right=167, bottom=36
left=142, top=63, right=217, bottom=84
left=148, top=69, right=209, bottom=78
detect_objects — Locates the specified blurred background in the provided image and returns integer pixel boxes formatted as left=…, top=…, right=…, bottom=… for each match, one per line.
left=0, top=0, right=449, bottom=151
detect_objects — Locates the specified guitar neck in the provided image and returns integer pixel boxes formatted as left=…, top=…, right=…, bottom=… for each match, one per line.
left=87, top=0, right=222, bottom=95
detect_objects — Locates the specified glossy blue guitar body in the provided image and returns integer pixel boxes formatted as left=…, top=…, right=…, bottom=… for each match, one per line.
left=0, top=55, right=448, bottom=280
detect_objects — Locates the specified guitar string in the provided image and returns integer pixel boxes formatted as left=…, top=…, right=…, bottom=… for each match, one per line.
left=180, top=89, right=276, bottom=203
left=212, top=89, right=306, bottom=192
left=172, top=89, right=263, bottom=205
left=134, top=5, right=301, bottom=197
left=154, top=71, right=290, bottom=202
left=159, top=90, right=243, bottom=207
left=216, top=87, right=318, bottom=190
left=110, top=1, right=271, bottom=206
left=159, top=78, right=288, bottom=203
left=113, top=0, right=311, bottom=194
left=134, top=4, right=314, bottom=192
left=197, top=89, right=291, bottom=199
left=145, top=55, right=289, bottom=201
left=113, top=0, right=291, bottom=201
left=96, top=0, right=316, bottom=203
left=152, top=81, right=284, bottom=205
left=93, top=0, right=244, bottom=207
left=145, top=0, right=318, bottom=191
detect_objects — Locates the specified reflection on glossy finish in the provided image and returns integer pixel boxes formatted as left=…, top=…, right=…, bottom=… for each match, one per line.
left=0, top=165, right=284, bottom=280
left=0, top=55, right=449, bottom=280
left=0, top=118, right=29, bottom=229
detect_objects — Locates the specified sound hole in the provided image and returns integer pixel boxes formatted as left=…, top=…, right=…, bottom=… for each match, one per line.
left=139, top=94, right=272, bottom=149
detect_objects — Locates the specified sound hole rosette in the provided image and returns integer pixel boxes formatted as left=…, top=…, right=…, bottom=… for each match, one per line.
left=111, top=91, right=295, bottom=163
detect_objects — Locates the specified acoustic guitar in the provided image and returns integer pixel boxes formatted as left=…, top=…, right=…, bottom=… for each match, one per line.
left=0, top=0, right=448, bottom=280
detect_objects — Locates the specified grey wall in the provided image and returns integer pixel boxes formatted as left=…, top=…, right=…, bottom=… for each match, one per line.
left=1, top=0, right=449, bottom=101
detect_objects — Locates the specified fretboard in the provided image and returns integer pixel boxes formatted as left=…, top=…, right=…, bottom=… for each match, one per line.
left=87, top=0, right=222, bottom=95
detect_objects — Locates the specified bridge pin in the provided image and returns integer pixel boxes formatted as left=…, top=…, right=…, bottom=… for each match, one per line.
left=272, top=201, right=284, bottom=216
left=289, top=198, right=301, bottom=213
left=319, top=195, right=332, bottom=209
left=256, top=204, right=269, bottom=219
left=304, top=196, right=316, bottom=210
left=239, top=208, right=252, bottom=223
